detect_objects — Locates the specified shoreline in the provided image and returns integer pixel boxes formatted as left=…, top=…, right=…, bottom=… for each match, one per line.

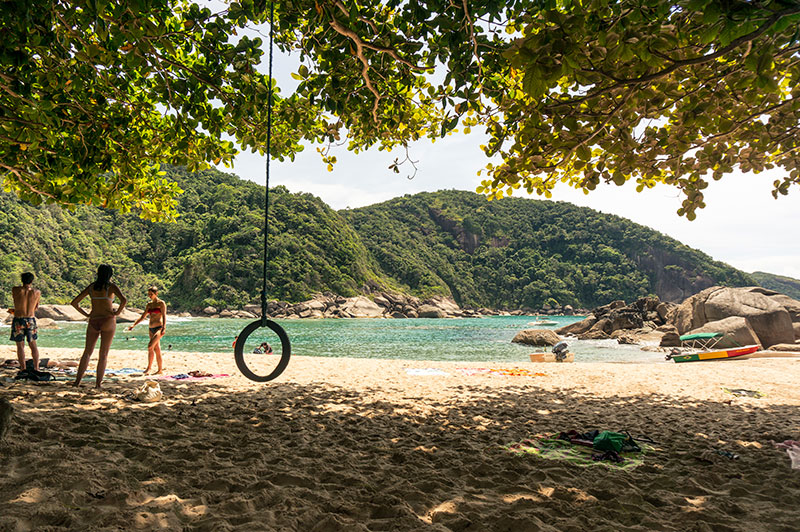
left=2, top=346, right=799, bottom=531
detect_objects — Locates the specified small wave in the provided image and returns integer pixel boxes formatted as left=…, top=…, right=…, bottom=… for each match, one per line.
left=168, top=316, right=196, bottom=323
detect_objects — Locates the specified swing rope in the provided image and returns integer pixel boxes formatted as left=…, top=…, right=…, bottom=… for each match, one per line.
left=233, top=0, right=291, bottom=383
left=260, top=0, right=276, bottom=326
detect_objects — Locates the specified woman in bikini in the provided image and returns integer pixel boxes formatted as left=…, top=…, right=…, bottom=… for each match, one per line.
left=71, top=264, right=127, bottom=388
left=127, top=286, right=167, bottom=375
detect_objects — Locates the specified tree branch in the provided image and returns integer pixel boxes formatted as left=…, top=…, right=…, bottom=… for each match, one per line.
left=547, top=5, right=800, bottom=109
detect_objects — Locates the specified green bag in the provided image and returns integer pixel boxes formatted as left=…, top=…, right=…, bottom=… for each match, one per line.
left=593, top=431, right=627, bottom=452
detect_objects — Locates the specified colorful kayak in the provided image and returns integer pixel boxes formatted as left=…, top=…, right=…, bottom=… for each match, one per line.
left=530, top=352, right=574, bottom=363
left=668, top=345, right=759, bottom=363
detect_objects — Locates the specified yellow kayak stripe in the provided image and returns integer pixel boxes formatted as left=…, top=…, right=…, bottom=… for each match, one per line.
left=697, top=351, right=733, bottom=360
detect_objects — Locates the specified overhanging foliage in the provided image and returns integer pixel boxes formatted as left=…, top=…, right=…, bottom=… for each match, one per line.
left=2, top=0, right=799, bottom=219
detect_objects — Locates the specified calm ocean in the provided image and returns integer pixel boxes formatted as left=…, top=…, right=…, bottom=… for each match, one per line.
left=8, top=315, right=668, bottom=363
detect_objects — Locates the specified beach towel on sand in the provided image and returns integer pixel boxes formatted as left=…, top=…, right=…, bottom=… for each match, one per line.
left=505, top=437, right=652, bottom=470
left=457, top=368, right=546, bottom=377
left=155, top=372, right=230, bottom=381
left=405, top=368, right=450, bottom=376
left=105, top=368, right=144, bottom=376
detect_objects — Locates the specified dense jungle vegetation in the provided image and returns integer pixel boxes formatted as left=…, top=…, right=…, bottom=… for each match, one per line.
left=0, top=166, right=384, bottom=310
left=1, top=167, right=756, bottom=311
left=751, top=272, right=800, bottom=301
left=344, top=191, right=754, bottom=309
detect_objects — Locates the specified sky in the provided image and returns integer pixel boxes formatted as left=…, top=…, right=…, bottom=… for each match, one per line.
left=212, top=6, right=800, bottom=280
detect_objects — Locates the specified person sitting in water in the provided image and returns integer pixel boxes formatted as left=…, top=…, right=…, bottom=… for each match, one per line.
left=252, top=342, right=273, bottom=354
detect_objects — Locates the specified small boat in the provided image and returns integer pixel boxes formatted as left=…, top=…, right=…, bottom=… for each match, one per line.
left=527, top=319, right=558, bottom=326
left=529, top=352, right=574, bottom=363
left=666, top=345, right=759, bottom=363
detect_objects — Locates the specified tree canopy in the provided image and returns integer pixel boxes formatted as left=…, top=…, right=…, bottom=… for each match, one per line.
left=2, top=0, right=799, bottom=219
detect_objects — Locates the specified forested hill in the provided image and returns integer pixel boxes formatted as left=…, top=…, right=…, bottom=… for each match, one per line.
left=342, top=190, right=755, bottom=309
left=1, top=167, right=755, bottom=311
left=751, top=272, right=800, bottom=300
left=0, top=166, right=386, bottom=310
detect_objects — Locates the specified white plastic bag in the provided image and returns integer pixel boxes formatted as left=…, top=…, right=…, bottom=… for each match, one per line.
left=135, top=380, right=162, bottom=403
left=787, top=445, right=800, bottom=470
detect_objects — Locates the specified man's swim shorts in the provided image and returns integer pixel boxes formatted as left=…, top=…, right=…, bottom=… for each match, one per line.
left=10, top=317, right=38, bottom=342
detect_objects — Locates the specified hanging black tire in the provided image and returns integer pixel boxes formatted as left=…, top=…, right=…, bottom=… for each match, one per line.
left=234, top=319, right=291, bottom=382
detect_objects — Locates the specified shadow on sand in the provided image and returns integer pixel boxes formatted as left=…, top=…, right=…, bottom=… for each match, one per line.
left=1, top=377, right=798, bottom=531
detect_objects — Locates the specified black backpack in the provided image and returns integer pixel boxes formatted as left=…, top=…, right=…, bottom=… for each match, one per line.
left=15, top=369, right=55, bottom=382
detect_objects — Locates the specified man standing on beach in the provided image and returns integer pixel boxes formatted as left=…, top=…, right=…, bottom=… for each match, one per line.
left=10, top=272, right=41, bottom=371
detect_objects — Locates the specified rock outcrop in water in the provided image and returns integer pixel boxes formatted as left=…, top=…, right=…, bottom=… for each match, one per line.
left=511, top=329, right=561, bottom=346
left=554, top=296, right=677, bottom=346
left=263, top=293, right=477, bottom=320
left=195, top=292, right=582, bottom=320
left=555, top=287, right=800, bottom=350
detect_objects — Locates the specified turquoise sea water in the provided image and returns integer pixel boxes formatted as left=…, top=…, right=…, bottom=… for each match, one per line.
left=4, top=315, right=667, bottom=363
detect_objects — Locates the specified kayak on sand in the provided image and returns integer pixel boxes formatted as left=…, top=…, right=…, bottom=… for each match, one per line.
left=666, top=345, right=760, bottom=363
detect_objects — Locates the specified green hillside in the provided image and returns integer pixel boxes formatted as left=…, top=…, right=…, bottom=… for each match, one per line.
left=1, top=168, right=758, bottom=311
left=343, top=190, right=755, bottom=309
left=751, top=272, right=800, bottom=300
left=0, top=166, right=386, bottom=310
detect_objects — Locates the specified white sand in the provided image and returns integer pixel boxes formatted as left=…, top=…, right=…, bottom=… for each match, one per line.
left=1, top=345, right=799, bottom=531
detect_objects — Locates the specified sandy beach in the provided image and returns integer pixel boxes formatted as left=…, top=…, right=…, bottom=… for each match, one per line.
left=1, top=345, right=799, bottom=531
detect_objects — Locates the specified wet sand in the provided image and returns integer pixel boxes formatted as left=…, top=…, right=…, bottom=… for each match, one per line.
left=1, top=345, right=799, bottom=531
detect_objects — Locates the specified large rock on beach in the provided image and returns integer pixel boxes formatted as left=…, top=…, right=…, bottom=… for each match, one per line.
left=684, top=316, right=761, bottom=348
left=765, top=343, right=800, bottom=352
left=417, top=304, right=447, bottom=318
left=202, top=306, right=217, bottom=315
left=587, top=318, right=612, bottom=336
left=305, top=298, right=327, bottom=312
left=243, top=304, right=262, bottom=316
left=592, top=300, right=627, bottom=317
left=671, top=286, right=795, bottom=348
left=512, top=329, right=561, bottom=346
left=765, top=292, right=800, bottom=322
left=608, top=310, right=644, bottom=331
left=373, top=295, right=391, bottom=308
left=424, top=296, right=461, bottom=314
left=339, top=296, right=384, bottom=318
left=35, top=304, right=86, bottom=321
left=115, top=308, right=141, bottom=323
left=580, top=329, right=610, bottom=340
left=658, top=325, right=682, bottom=347
left=555, top=316, right=596, bottom=336
left=36, top=317, right=58, bottom=329
left=611, top=327, right=663, bottom=345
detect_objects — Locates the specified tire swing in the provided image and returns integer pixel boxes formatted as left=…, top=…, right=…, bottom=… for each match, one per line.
left=234, top=0, right=291, bottom=382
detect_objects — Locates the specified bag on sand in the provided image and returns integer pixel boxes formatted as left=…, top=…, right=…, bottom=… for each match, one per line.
left=135, top=380, right=162, bottom=403
left=593, top=431, right=628, bottom=452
